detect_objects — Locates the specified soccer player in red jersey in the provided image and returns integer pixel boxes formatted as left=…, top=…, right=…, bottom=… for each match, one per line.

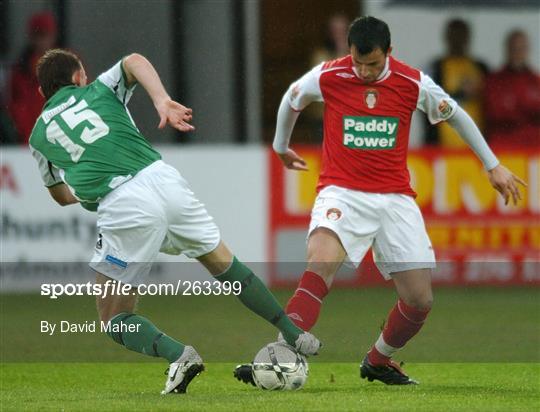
left=235, top=16, right=526, bottom=386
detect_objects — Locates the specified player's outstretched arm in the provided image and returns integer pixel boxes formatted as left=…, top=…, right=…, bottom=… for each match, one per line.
left=273, top=64, right=323, bottom=171
left=272, top=89, right=308, bottom=170
left=272, top=88, right=308, bottom=171
left=447, top=107, right=527, bottom=205
left=122, top=53, right=194, bottom=132
left=272, top=88, right=307, bottom=170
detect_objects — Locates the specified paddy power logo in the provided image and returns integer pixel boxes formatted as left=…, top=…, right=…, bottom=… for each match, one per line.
left=343, top=116, right=399, bottom=149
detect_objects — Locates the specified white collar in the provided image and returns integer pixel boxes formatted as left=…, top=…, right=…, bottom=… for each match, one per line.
left=376, top=57, right=390, bottom=81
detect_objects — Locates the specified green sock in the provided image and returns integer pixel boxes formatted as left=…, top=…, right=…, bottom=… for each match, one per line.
left=216, top=257, right=303, bottom=346
left=105, top=313, right=185, bottom=363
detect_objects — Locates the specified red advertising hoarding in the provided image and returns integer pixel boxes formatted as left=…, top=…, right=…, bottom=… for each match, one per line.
left=269, top=146, right=539, bottom=287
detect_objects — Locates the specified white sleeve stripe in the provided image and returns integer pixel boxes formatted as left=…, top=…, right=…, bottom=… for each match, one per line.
left=393, top=71, right=421, bottom=87
left=320, top=65, right=349, bottom=74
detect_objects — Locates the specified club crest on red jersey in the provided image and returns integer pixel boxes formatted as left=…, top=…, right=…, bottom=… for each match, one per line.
left=364, top=89, right=378, bottom=109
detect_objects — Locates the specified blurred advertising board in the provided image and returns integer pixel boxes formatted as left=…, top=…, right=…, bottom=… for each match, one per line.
left=0, top=146, right=267, bottom=291
left=269, top=146, right=539, bottom=286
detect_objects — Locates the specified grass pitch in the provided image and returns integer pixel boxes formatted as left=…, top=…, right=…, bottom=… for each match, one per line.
left=1, top=288, right=539, bottom=410
left=1, top=362, right=539, bottom=411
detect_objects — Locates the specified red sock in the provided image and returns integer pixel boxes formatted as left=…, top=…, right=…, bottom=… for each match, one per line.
left=285, top=271, right=329, bottom=331
left=368, top=299, right=430, bottom=366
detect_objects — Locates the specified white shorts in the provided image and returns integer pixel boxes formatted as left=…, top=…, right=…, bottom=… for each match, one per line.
left=308, top=185, right=436, bottom=280
left=89, top=160, right=220, bottom=285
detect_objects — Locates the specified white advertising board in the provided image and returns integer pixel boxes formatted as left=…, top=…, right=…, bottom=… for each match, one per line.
left=0, top=146, right=268, bottom=290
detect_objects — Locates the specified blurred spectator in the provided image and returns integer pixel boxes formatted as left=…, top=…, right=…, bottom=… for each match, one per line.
left=306, top=13, right=351, bottom=140
left=7, top=11, right=58, bottom=144
left=0, top=93, right=19, bottom=144
left=426, top=19, right=488, bottom=147
left=484, top=30, right=540, bottom=148
left=311, top=13, right=350, bottom=66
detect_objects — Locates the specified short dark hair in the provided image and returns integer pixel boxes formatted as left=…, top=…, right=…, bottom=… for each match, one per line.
left=348, top=16, right=391, bottom=55
left=36, top=49, right=82, bottom=100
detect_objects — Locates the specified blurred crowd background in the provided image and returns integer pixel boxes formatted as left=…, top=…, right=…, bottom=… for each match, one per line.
left=0, top=0, right=539, bottom=148
left=0, top=1, right=538, bottom=289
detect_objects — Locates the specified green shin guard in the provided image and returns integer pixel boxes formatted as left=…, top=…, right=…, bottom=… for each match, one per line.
left=216, top=257, right=303, bottom=345
left=105, top=313, right=185, bottom=363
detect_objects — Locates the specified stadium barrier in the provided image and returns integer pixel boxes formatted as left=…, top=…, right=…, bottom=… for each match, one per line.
left=1, top=146, right=538, bottom=291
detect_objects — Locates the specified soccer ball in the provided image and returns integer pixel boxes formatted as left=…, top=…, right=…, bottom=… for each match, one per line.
left=252, top=342, right=309, bottom=390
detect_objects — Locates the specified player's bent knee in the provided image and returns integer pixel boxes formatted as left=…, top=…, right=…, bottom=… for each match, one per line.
left=98, top=305, right=132, bottom=323
left=307, top=228, right=346, bottom=262
left=308, top=227, right=344, bottom=250
left=96, top=300, right=116, bottom=323
left=198, top=241, right=234, bottom=276
left=96, top=296, right=137, bottom=323
left=404, top=295, right=433, bottom=311
left=419, top=297, right=433, bottom=311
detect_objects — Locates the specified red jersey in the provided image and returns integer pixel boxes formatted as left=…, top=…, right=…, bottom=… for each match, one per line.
left=287, top=55, right=457, bottom=196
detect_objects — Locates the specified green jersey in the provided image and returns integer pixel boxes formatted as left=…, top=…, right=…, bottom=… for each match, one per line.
left=29, top=60, right=161, bottom=211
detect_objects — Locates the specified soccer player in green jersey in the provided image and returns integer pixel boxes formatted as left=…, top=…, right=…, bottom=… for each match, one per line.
left=29, top=49, right=321, bottom=394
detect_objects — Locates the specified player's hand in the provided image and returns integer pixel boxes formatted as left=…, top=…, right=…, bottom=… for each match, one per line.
left=155, top=98, right=195, bottom=132
left=487, top=164, right=527, bottom=206
left=277, top=149, right=308, bottom=171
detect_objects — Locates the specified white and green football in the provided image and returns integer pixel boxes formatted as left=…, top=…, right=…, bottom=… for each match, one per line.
left=252, top=342, right=309, bottom=390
